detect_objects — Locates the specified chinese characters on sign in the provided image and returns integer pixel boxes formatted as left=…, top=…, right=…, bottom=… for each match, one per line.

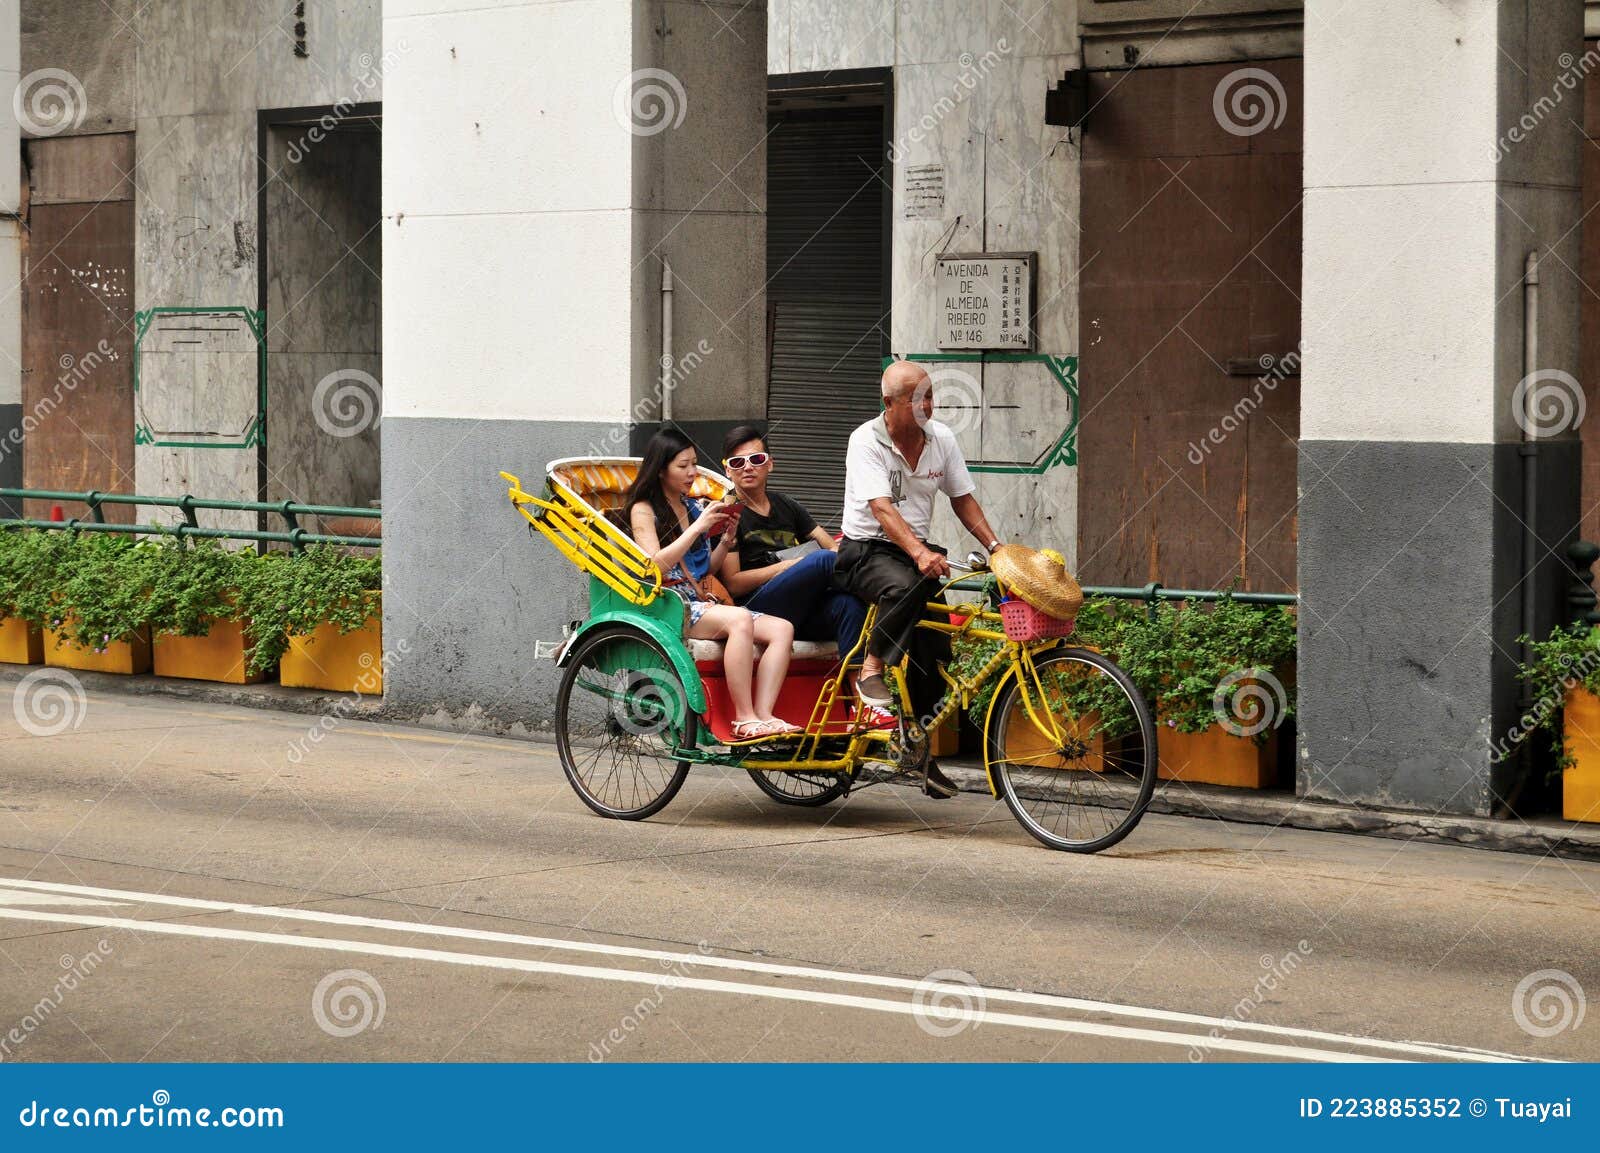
left=935, top=253, right=1034, bottom=350
left=904, top=164, right=945, bottom=220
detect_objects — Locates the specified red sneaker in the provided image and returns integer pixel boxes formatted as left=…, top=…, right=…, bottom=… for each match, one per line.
left=851, top=701, right=898, bottom=731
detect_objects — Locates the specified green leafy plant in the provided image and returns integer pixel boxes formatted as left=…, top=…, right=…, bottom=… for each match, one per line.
left=235, top=545, right=382, bottom=675
left=950, top=598, right=1128, bottom=723
left=0, top=529, right=71, bottom=625
left=50, top=534, right=164, bottom=652
left=145, top=539, right=247, bottom=638
left=0, top=530, right=382, bottom=674
left=947, top=593, right=1296, bottom=745
left=1506, top=623, right=1600, bottom=771
left=1156, top=593, right=1298, bottom=741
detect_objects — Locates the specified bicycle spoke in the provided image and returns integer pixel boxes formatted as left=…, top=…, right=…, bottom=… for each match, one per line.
left=990, top=649, right=1157, bottom=851
left=556, top=632, right=693, bottom=820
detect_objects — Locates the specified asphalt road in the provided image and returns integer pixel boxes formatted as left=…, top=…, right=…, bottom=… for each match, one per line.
left=0, top=689, right=1594, bottom=1062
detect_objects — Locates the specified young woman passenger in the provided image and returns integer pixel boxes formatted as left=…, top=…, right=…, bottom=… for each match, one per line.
left=623, top=429, right=799, bottom=739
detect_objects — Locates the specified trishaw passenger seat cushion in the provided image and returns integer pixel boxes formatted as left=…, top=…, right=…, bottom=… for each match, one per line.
left=688, top=638, right=838, bottom=663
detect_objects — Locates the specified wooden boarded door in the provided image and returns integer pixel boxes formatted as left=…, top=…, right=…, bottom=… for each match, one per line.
left=21, top=134, right=136, bottom=520
left=1077, top=61, right=1301, bottom=592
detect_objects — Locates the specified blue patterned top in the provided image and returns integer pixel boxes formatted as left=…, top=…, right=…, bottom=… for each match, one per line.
left=665, top=497, right=712, bottom=590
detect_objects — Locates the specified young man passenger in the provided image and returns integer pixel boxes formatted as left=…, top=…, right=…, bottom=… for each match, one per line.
left=716, top=426, right=871, bottom=704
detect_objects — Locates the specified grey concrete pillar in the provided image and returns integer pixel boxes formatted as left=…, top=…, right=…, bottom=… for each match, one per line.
left=1298, top=2, right=1585, bottom=815
left=381, top=1, right=766, bottom=728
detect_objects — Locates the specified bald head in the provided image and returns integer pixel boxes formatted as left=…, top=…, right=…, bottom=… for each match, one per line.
left=881, top=360, right=930, bottom=402
left=880, top=360, right=934, bottom=439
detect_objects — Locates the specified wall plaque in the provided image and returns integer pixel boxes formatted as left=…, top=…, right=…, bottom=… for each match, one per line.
left=935, top=252, right=1034, bottom=350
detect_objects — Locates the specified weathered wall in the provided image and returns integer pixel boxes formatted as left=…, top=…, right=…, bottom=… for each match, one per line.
left=772, top=1, right=1084, bottom=560
left=130, top=0, right=382, bottom=524
left=20, top=0, right=135, bottom=132
left=770, top=1, right=1309, bottom=565
left=264, top=124, right=381, bottom=511
left=17, top=0, right=383, bottom=522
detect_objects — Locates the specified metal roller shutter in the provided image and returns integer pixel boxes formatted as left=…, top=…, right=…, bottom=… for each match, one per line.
left=765, top=105, right=887, bottom=530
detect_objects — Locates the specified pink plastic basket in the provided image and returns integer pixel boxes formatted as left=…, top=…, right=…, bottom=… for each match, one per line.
left=999, top=598, right=1076, bottom=642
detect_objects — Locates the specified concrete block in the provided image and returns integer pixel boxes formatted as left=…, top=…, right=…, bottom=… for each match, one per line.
left=133, top=0, right=197, bottom=120
left=1494, top=0, right=1585, bottom=192
left=380, top=2, right=632, bottom=219
left=635, top=209, right=766, bottom=422
left=381, top=414, right=608, bottom=729
left=981, top=50, right=1078, bottom=354
left=1305, top=0, right=1500, bottom=189
left=649, top=0, right=767, bottom=217
left=1296, top=439, right=1537, bottom=816
left=768, top=0, right=791, bottom=72
left=1301, top=182, right=1499, bottom=443
left=382, top=210, right=635, bottom=422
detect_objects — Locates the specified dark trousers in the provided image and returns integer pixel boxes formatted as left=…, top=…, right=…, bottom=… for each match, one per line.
left=741, top=548, right=868, bottom=658
left=833, top=537, right=952, bottom=721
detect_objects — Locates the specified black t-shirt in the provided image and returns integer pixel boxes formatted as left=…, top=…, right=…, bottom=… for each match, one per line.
left=734, top=490, right=820, bottom=571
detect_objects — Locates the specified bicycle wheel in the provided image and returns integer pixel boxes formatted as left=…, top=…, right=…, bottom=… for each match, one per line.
left=987, top=647, right=1157, bottom=852
left=746, top=769, right=851, bottom=806
left=555, top=626, right=697, bottom=820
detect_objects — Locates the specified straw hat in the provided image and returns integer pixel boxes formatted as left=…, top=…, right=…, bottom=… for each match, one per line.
left=990, top=545, right=1083, bottom=621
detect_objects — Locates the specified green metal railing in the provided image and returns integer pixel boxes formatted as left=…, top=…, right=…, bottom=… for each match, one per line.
left=0, top=489, right=380, bottom=551
left=1080, top=581, right=1297, bottom=613
left=950, top=575, right=1297, bottom=611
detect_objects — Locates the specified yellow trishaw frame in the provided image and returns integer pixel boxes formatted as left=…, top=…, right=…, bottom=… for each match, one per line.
left=503, top=459, right=1087, bottom=796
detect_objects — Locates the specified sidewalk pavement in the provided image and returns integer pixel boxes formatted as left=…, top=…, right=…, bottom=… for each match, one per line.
left=5, top=664, right=1597, bottom=863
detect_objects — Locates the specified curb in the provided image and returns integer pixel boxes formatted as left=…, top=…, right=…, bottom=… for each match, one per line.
left=5, top=664, right=1597, bottom=862
left=0, top=663, right=387, bottom=722
left=938, top=762, right=1600, bottom=863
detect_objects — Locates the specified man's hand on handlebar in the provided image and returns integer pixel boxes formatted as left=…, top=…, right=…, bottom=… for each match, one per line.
left=914, top=546, right=951, bottom=579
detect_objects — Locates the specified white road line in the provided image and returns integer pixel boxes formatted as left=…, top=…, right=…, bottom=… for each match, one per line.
left=0, top=887, right=121, bottom=907
left=0, top=905, right=1392, bottom=1061
left=0, top=875, right=1537, bottom=1063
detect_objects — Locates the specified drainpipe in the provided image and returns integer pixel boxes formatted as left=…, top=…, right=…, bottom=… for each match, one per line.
left=1521, top=250, right=1539, bottom=658
left=1511, top=250, right=1539, bottom=815
left=660, top=259, right=675, bottom=428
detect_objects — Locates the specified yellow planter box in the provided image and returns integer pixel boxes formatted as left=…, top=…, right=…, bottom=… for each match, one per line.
left=1002, top=708, right=1107, bottom=769
left=929, top=712, right=960, bottom=757
left=0, top=617, right=43, bottom=664
left=280, top=615, right=383, bottom=694
left=1158, top=724, right=1278, bottom=789
left=1563, top=687, right=1600, bottom=823
left=44, top=620, right=152, bottom=675
left=153, top=619, right=264, bottom=685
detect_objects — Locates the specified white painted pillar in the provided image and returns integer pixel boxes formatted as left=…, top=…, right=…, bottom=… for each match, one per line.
left=1298, top=1, right=1584, bottom=814
left=381, top=0, right=767, bottom=725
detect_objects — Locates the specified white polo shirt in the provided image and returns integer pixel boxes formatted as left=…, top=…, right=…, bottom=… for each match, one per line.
left=841, top=414, right=975, bottom=542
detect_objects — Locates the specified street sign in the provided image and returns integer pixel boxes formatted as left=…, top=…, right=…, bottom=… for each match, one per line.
left=935, top=252, right=1035, bottom=351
